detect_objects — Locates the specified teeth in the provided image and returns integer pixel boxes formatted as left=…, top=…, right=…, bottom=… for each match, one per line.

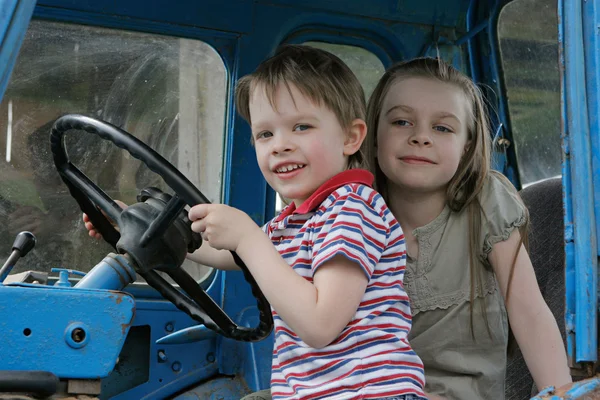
left=276, top=164, right=303, bottom=173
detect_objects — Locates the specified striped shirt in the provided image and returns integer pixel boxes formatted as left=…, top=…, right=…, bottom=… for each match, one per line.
left=265, top=169, right=425, bottom=399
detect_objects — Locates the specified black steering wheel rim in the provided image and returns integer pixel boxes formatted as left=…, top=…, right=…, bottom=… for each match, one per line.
left=50, top=114, right=273, bottom=342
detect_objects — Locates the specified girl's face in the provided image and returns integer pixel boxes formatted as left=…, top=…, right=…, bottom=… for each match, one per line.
left=376, top=76, right=470, bottom=196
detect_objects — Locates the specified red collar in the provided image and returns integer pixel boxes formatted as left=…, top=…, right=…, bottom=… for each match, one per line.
left=274, top=169, right=374, bottom=222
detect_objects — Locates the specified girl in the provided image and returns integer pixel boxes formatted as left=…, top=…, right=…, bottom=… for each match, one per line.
left=364, top=57, right=571, bottom=399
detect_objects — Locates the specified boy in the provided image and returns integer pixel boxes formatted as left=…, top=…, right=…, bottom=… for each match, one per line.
left=187, top=45, right=426, bottom=400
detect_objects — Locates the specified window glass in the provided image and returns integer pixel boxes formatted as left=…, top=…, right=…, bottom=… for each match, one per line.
left=498, top=0, right=560, bottom=186
left=0, top=20, right=226, bottom=282
left=305, top=41, right=385, bottom=100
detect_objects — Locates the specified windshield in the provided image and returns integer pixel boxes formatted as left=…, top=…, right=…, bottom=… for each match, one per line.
left=0, top=20, right=226, bottom=282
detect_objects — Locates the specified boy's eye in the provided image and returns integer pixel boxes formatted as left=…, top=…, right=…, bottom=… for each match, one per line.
left=433, top=125, right=453, bottom=133
left=293, top=124, right=311, bottom=132
left=255, top=131, right=273, bottom=140
left=392, top=119, right=411, bottom=127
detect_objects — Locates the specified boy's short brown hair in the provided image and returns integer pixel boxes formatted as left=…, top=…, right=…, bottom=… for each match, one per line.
left=235, top=44, right=366, bottom=168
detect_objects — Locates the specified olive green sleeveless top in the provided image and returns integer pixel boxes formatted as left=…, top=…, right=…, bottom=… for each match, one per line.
left=406, top=173, right=527, bottom=400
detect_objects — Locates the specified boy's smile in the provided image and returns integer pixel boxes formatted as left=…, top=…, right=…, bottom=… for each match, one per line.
left=249, top=83, right=360, bottom=206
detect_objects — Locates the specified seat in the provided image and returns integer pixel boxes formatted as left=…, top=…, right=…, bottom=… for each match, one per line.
left=505, top=177, right=567, bottom=399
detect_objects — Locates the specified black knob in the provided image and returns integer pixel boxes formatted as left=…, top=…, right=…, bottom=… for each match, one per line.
left=12, top=231, right=36, bottom=257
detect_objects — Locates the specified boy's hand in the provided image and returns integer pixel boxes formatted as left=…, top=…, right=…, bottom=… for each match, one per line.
left=82, top=199, right=127, bottom=239
left=188, top=204, right=260, bottom=252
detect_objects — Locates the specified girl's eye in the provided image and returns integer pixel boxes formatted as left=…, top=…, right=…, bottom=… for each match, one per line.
left=255, top=131, right=273, bottom=140
left=294, top=124, right=311, bottom=132
left=392, top=119, right=411, bottom=127
left=433, top=125, right=453, bottom=133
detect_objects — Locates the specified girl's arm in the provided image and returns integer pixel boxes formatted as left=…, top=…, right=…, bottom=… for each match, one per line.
left=235, top=230, right=369, bottom=349
left=489, top=229, right=572, bottom=389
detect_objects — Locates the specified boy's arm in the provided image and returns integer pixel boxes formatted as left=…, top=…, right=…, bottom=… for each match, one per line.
left=236, top=232, right=368, bottom=349
left=186, top=244, right=239, bottom=271
left=188, top=201, right=372, bottom=348
left=489, top=229, right=572, bottom=389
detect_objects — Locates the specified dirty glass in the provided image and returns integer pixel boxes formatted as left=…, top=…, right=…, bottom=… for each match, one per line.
left=0, top=20, right=226, bottom=282
left=305, top=41, right=385, bottom=101
left=498, top=0, right=561, bottom=186
left=271, top=41, right=385, bottom=212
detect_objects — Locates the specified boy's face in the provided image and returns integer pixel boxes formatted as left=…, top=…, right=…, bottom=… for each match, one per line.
left=249, top=83, right=350, bottom=206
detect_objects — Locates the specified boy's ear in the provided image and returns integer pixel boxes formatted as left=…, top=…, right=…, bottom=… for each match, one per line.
left=344, top=118, right=367, bottom=156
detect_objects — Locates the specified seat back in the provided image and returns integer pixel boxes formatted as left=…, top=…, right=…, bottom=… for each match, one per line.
left=505, top=177, right=566, bottom=400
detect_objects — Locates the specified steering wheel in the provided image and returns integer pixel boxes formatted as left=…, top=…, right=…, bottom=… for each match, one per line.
left=50, top=114, right=272, bottom=342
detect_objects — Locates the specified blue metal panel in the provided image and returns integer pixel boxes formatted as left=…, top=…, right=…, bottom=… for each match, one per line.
left=558, top=0, right=577, bottom=369
left=0, top=284, right=135, bottom=378
left=560, top=0, right=598, bottom=364
left=36, top=0, right=253, bottom=34
left=0, top=0, right=36, bottom=103
left=583, top=0, right=600, bottom=253
left=101, top=272, right=225, bottom=398
left=258, top=0, right=470, bottom=28
left=110, top=298, right=220, bottom=400
left=465, top=0, right=480, bottom=83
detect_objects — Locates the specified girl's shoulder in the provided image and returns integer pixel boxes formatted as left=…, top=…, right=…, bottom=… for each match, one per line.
left=478, top=171, right=528, bottom=256
left=480, top=171, right=523, bottom=208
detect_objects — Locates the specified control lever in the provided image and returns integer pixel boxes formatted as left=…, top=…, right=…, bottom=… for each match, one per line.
left=0, top=231, right=36, bottom=283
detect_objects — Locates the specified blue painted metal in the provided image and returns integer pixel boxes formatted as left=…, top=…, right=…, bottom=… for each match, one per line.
left=74, top=253, right=137, bottom=291
left=463, top=0, right=517, bottom=185
left=561, top=0, right=598, bottom=364
left=107, top=298, right=220, bottom=400
left=36, top=0, right=254, bottom=34
left=583, top=0, right=600, bottom=254
left=530, top=376, right=600, bottom=399
left=51, top=268, right=86, bottom=287
left=557, top=0, right=577, bottom=369
left=465, top=0, right=481, bottom=83
left=0, top=0, right=36, bottom=103
left=455, top=18, right=488, bottom=46
left=0, top=284, right=135, bottom=378
left=156, top=324, right=217, bottom=345
left=265, top=0, right=470, bottom=28
left=487, top=0, right=520, bottom=187
left=99, top=270, right=228, bottom=399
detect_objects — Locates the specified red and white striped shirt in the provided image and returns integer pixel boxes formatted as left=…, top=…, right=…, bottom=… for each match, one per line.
left=265, top=169, right=425, bottom=399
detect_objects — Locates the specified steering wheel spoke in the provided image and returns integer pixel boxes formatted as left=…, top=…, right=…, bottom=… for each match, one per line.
left=63, top=167, right=123, bottom=221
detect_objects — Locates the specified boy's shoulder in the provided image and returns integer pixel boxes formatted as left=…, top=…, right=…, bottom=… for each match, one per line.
left=317, top=182, right=391, bottom=220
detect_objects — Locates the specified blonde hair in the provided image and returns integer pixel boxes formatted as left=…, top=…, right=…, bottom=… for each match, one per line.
left=235, top=44, right=366, bottom=168
left=365, top=57, right=529, bottom=337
